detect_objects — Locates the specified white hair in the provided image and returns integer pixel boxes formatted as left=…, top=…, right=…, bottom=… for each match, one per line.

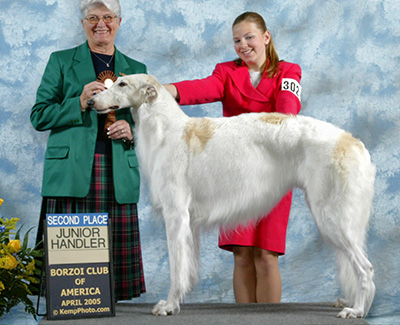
left=79, top=0, right=121, bottom=19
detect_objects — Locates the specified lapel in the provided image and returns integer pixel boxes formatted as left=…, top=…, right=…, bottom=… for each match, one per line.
left=71, top=42, right=98, bottom=122
left=114, top=49, right=131, bottom=78
left=72, top=42, right=96, bottom=86
left=113, top=50, right=131, bottom=120
left=230, top=61, right=273, bottom=103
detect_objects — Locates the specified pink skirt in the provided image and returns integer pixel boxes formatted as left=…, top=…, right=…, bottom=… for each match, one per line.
left=218, top=191, right=292, bottom=255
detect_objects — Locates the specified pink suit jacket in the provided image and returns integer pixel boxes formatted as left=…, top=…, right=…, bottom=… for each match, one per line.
left=174, top=60, right=302, bottom=116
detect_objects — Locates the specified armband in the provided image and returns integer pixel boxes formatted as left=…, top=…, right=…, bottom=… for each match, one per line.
left=281, top=78, right=302, bottom=101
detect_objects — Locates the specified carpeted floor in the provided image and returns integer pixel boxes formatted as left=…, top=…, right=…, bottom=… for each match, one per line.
left=39, top=302, right=369, bottom=324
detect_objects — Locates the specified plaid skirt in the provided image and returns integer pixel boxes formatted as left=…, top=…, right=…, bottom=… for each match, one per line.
left=36, top=153, right=145, bottom=301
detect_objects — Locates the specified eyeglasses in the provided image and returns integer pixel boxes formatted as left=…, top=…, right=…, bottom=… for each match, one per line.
left=85, top=15, right=117, bottom=24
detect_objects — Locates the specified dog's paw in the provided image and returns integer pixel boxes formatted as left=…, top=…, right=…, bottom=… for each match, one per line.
left=151, top=300, right=176, bottom=316
left=336, top=307, right=363, bottom=319
left=333, top=298, right=348, bottom=308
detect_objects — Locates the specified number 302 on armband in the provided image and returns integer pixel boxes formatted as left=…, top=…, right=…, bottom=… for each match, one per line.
left=281, top=78, right=302, bottom=101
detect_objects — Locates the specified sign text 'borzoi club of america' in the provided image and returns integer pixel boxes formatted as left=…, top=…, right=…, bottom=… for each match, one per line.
left=45, top=213, right=115, bottom=320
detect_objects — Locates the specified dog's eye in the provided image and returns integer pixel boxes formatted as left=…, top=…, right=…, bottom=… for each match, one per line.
left=119, top=82, right=127, bottom=87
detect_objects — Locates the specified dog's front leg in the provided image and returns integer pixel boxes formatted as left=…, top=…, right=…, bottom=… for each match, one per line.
left=152, top=208, right=198, bottom=316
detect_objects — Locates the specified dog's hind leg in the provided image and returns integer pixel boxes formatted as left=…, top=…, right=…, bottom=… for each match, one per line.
left=305, top=132, right=376, bottom=318
left=335, top=245, right=375, bottom=318
left=310, top=199, right=375, bottom=318
left=152, top=205, right=199, bottom=316
left=308, top=168, right=375, bottom=317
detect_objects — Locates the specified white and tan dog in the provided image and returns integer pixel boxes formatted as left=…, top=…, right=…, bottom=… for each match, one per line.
left=88, top=74, right=376, bottom=318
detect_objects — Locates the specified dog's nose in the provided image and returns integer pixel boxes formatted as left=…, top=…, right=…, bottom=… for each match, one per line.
left=87, top=99, right=95, bottom=108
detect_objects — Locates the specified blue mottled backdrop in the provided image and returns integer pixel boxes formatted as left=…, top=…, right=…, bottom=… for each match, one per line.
left=0, top=0, right=399, bottom=323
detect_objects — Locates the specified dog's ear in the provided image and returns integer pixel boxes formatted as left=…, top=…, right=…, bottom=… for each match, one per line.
left=144, top=84, right=158, bottom=103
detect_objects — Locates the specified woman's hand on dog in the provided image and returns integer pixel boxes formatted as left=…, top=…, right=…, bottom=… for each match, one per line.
left=80, top=81, right=106, bottom=111
left=80, top=81, right=133, bottom=142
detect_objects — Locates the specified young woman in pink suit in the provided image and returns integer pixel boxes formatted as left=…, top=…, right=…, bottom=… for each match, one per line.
left=164, top=11, right=302, bottom=303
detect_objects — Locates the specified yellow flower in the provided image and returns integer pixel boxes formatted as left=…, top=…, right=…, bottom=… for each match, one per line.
left=1, top=254, right=18, bottom=270
left=0, top=198, right=3, bottom=207
left=26, top=259, right=36, bottom=274
left=0, top=212, right=41, bottom=318
left=8, top=239, right=21, bottom=253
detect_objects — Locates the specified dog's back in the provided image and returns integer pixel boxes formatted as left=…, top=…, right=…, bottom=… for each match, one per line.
left=184, top=113, right=350, bottom=228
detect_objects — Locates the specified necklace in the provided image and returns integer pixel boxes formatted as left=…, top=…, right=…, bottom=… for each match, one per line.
left=92, top=52, right=114, bottom=68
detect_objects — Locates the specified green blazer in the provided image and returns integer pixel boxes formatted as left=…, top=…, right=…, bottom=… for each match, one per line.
left=31, top=42, right=146, bottom=204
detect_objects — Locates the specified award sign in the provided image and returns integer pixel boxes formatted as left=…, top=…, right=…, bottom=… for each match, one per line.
left=45, top=213, right=115, bottom=320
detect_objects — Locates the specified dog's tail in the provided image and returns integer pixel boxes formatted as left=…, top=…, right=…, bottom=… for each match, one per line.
left=330, top=132, right=376, bottom=316
left=307, top=130, right=376, bottom=317
left=332, top=132, right=376, bottom=239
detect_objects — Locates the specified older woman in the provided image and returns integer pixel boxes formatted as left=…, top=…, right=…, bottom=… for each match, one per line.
left=31, top=0, right=146, bottom=301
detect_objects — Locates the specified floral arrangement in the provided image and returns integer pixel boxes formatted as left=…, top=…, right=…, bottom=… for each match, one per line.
left=0, top=198, right=41, bottom=319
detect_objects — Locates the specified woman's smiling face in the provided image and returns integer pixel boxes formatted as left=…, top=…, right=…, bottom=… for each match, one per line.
left=233, top=21, right=270, bottom=71
left=82, top=4, right=121, bottom=52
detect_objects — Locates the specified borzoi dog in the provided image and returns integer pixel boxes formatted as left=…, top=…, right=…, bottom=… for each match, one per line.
left=88, top=74, right=376, bottom=318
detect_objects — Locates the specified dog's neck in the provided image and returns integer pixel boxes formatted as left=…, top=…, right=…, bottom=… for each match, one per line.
left=132, top=86, right=189, bottom=141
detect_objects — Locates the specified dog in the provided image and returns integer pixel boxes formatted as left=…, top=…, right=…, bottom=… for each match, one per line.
left=88, top=74, right=376, bottom=318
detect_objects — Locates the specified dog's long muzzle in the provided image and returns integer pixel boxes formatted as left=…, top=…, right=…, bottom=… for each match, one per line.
left=87, top=98, right=95, bottom=109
